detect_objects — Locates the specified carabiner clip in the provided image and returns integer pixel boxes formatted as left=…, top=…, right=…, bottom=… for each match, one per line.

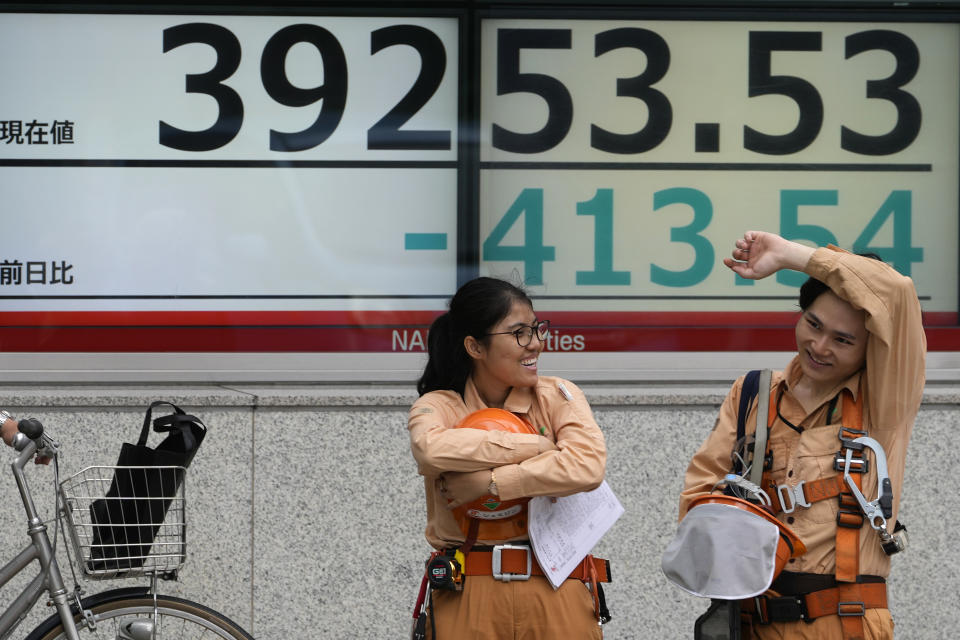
left=842, top=436, right=893, bottom=532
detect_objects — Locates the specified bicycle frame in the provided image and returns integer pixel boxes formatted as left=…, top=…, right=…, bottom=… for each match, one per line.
left=0, top=438, right=81, bottom=640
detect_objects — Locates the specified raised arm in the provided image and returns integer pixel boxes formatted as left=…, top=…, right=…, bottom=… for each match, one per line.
left=805, top=245, right=926, bottom=432
left=724, top=231, right=926, bottom=432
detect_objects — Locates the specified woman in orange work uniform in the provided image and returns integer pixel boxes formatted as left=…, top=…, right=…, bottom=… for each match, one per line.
left=409, top=277, right=608, bottom=639
left=680, top=231, right=926, bottom=639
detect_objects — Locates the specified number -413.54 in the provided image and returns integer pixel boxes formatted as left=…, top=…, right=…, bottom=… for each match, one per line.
left=483, top=188, right=921, bottom=288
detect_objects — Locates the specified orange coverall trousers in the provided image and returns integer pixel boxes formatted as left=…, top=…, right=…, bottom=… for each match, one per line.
left=426, top=574, right=602, bottom=640
left=752, top=608, right=893, bottom=639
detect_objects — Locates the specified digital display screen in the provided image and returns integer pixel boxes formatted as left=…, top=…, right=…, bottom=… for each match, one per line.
left=1, top=8, right=957, bottom=360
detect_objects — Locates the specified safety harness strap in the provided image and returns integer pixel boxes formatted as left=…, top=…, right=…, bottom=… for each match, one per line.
left=752, top=386, right=870, bottom=639
left=762, top=473, right=847, bottom=515
left=749, top=369, right=773, bottom=487
left=743, top=580, right=887, bottom=623
left=835, top=394, right=867, bottom=639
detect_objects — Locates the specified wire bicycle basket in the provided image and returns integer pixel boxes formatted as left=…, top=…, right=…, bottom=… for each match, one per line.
left=59, top=465, right=186, bottom=580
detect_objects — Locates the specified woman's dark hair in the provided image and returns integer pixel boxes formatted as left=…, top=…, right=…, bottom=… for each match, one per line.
left=797, top=252, right=883, bottom=310
left=417, top=277, right=533, bottom=397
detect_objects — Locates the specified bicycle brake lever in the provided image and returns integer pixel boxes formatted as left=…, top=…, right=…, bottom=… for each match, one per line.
left=36, top=435, right=59, bottom=459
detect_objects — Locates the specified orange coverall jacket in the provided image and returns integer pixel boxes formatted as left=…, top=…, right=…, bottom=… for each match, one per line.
left=680, top=246, right=926, bottom=638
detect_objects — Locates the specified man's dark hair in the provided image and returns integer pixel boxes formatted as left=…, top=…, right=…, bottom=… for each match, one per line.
left=797, top=252, right=883, bottom=310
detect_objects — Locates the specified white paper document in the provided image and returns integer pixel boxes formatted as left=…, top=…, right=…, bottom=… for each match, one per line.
left=527, top=480, right=624, bottom=589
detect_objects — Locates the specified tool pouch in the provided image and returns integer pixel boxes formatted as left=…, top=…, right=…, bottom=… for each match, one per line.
left=694, top=599, right=742, bottom=640
left=426, top=553, right=463, bottom=591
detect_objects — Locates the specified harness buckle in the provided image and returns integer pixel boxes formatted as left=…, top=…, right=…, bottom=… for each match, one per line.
left=753, top=595, right=809, bottom=624
left=775, top=482, right=811, bottom=514
left=837, top=427, right=867, bottom=449
left=838, top=601, right=866, bottom=617
left=766, top=595, right=809, bottom=623
left=837, top=510, right=864, bottom=528
left=491, top=544, right=532, bottom=582
left=833, top=452, right=869, bottom=474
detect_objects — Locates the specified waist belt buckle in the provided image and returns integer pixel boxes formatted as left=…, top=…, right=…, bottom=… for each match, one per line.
left=492, top=544, right=532, bottom=582
left=838, top=601, right=866, bottom=617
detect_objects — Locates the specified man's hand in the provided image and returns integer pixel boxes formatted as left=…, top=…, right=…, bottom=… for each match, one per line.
left=723, top=231, right=815, bottom=280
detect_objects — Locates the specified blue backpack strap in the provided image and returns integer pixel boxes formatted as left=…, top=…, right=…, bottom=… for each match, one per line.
left=734, top=370, right=762, bottom=476
left=737, top=370, right=762, bottom=442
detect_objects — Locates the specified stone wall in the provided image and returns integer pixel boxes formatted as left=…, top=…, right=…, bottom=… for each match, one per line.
left=0, top=382, right=954, bottom=639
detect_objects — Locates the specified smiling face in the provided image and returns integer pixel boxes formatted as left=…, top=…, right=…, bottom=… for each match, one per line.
left=466, top=300, right=544, bottom=408
left=794, top=289, right=868, bottom=393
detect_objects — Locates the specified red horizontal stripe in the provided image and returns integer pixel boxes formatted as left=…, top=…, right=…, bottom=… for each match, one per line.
left=1, top=324, right=957, bottom=352
left=1, top=310, right=955, bottom=328
left=0, top=310, right=441, bottom=327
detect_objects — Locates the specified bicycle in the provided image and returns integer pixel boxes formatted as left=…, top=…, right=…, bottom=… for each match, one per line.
left=1, top=417, right=254, bottom=640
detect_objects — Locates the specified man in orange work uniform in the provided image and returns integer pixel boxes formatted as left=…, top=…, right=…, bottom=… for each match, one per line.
left=679, top=231, right=926, bottom=639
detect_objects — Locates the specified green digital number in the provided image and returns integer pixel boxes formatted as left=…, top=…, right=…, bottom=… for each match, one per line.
left=779, top=189, right=922, bottom=286
left=482, top=188, right=556, bottom=285
left=576, top=189, right=630, bottom=285
left=778, top=190, right=839, bottom=287
left=650, top=188, right=714, bottom=287
left=852, top=190, right=922, bottom=276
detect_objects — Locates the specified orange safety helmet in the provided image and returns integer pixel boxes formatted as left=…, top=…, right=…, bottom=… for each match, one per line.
left=451, top=408, right=538, bottom=540
left=687, top=494, right=807, bottom=581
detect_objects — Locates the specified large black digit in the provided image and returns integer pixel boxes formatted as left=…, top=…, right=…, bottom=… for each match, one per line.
left=744, top=31, right=823, bottom=155
left=261, top=24, right=347, bottom=152
left=160, top=23, right=243, bottom=152
left=368, top=25, right=450, bottom=150
left=492, top=29, right=573, bottom=154
left=841, top=30, right=921, bottom=155
left=591, top=27, right=672, bottom=154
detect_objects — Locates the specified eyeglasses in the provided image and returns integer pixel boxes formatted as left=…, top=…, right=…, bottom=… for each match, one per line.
left=486, top=320, right=550, bottom=347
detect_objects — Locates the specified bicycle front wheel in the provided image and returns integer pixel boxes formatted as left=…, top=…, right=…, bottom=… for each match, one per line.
left=26, top=587, right=253, bottom=640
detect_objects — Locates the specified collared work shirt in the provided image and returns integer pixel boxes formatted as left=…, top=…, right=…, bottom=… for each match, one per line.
left=409, top=375, right=606, bottom=549
left=680, top=246, right=926, bottom=578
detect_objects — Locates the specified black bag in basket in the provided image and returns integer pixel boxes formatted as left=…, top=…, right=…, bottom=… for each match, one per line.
left=87, top=401, right=206, bottom=572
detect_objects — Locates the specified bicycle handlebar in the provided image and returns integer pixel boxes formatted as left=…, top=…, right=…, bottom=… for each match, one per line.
left=18, top=417, right=44, bottom=440
left=12, top=418, right=57, bottom=464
